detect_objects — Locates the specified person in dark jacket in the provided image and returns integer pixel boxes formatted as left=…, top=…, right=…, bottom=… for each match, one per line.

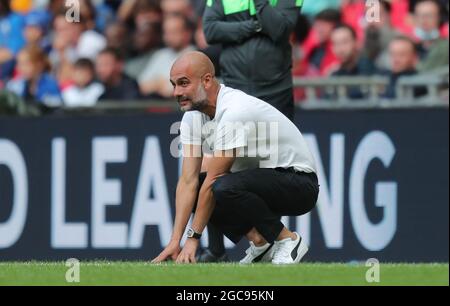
left=201, top=0, right=303, bottom=263
left=381, top=36, right=427, bottom=99
left=330, top=24, right=378, bottom=99
left=96, top=47, right=141, bottom=101
left=203, top=0, right=303, bottom=120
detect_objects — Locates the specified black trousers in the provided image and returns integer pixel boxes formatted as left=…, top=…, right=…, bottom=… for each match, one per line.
left=195, top=168, right=319, bottom=244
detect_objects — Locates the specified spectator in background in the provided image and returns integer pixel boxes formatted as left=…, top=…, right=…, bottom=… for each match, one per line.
left=62, top=58, right=104, bottom=107
left=49, top=12, right=74, bottom=84
left=50, top=8, right=106, bottom=63
left=49, top=9, right=106, bottom=85
left=299, top=9, right=341, bottom=76
left=65, top=10, right=107, bottom=61
left=138, top=14, right=195, bottom=99
left=204, top=0, right=303, bottom=119
left=413, top=0, right=449, bottom=71
left=6, top=45, right=61, bottom=106
left=0, top=0, right=25, bottom=83
left=330, top=24, right=377, bottom=99
left=381, top=36, right=426, bottom=99
left=363, top=0, right=399, bottom=71
left=96, top=47, right=141, bottom=101
left=23, top=10, right=52, bottom=53
left=125, top=21, right=162, bottom=79
left=105, top=22, right=131, bottom=58
left=331, top=24, right=377, bottom=76
left=409, top=0, right=449, bottom=36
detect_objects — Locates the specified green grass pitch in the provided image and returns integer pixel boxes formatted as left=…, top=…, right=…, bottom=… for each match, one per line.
left=0, top=262, right=448, bottom=286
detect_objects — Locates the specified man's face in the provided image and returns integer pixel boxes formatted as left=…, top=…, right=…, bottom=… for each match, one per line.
left=389, top=40, right=417, bottom=73
left=170, top=66, right=208, bottom=112
left=96, top=53, right=120, bottom=84
left=163, top=17, right=191, bottom=51
left=415, top=1, right=440, bottom=32
left=331, top=28, right=357, bottom=64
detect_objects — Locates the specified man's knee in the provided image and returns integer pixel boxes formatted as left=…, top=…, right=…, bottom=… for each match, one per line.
left=212, top=175, right=237, bottom=202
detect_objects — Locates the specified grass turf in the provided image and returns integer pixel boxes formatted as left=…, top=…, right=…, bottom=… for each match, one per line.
left=0, top=262, right=448, bottom=286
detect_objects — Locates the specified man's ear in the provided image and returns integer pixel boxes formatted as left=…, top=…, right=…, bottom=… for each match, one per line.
left=203, top=73, right=213, bottom=88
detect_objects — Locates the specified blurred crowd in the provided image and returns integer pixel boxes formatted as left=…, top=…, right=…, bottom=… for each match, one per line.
left=0, top=0, right=448, bottom=109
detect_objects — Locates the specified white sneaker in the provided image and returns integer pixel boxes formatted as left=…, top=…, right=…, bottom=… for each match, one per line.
left=272, top=232, right=308, bottom=265
left=239, top=242, right=275, bottom=264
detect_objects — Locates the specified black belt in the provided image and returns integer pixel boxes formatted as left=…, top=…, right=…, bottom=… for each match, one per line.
left=275, top=167, right=303, bottom=174
left=276, top=167, right=317, bottom=177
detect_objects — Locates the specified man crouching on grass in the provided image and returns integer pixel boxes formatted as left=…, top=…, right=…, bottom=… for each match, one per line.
left=152, top=51, right=319, bottom=265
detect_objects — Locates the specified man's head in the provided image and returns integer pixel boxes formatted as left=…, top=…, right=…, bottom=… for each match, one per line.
left=389, top=36, right=418, bottom=73
left=414, top=0, right=441, bottom=39
left=73, top=58, right=95, bottom=88
left=105, top=22, right=129, bottom=51
left=96, top=47, right=124, bottom=85
left=163, top=14, right=194, bottom=52
left=134, top=21, right=162, bottom=53
left=331, top=24, right=359, bottom=66
left=313, top=9, right=341, bottom=43
left=170, top=51, right=217, bottom=112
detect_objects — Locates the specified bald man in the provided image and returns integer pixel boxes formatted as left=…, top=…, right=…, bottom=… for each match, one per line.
left=152, top=52, right=319, bottom=264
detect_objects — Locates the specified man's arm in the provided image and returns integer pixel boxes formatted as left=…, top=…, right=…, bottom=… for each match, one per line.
left=190, top=150, right=236, bottom=235
left=203, top=0, right=257, bottom=44
left=172, top=145, right=203, bottom=242
left=152, top=144, right=202, bottom=263
left=176, top=149, right=235, bottom=263
left=253, top=0, right=301, bottom=43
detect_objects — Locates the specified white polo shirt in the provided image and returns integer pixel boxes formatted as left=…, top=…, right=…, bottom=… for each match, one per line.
left=180, top=85, right=316, bottom=174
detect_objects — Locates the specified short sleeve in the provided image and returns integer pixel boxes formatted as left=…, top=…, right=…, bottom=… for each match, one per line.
left=180, top=111, right=204, bottom=146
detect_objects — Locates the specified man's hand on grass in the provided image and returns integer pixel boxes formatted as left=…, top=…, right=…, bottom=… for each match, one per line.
left=176, top=238, right=200, bottom=264
left=151, top=240, right=181, bottom=263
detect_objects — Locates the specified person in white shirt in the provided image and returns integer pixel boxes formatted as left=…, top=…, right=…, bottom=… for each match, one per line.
left=138, top=14, right=195, bottom=98
left=152, top=51, right=319, bottom=265
left=62, top=58, right=104, bottom=107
